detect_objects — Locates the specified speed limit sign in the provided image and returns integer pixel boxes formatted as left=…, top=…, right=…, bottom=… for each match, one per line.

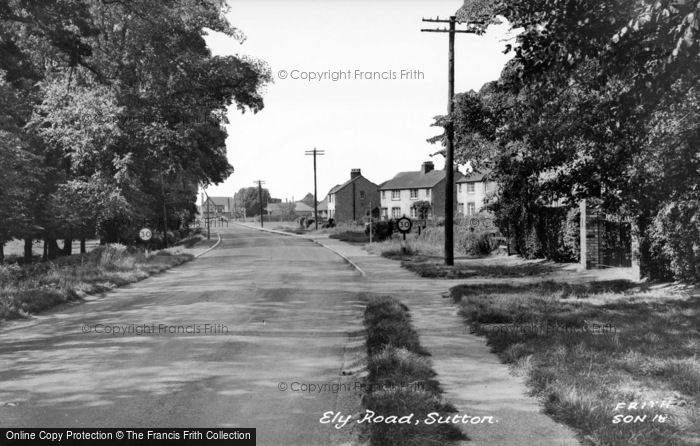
left=397, top=217, right=413, bottom=234
left=139, top=227, right=152, bottom=241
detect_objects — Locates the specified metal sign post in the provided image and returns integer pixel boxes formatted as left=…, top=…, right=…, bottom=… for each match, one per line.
left=397, top=217, right=413, bottom=254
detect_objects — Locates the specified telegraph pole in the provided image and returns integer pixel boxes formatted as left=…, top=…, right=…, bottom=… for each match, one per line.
left=422, top=15, right=482, bottom=266
left=254, top=180, right=265, bottom=227
left=305, top=148, right=325, bottom=230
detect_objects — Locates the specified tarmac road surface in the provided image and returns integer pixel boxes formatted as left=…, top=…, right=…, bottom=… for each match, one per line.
left=0, top=225, right=365, bottom=446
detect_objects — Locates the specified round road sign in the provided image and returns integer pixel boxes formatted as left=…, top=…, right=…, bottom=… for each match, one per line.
left=397, top=217, right=413, bottom=234
left=139, top=228, right=152, bottom=241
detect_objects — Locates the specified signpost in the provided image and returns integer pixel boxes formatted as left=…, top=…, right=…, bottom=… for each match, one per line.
left=397, top=216, right=413, bottom=254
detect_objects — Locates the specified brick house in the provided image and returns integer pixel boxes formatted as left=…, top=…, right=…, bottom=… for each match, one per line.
left=456, top=170, right=497, bottom=216
left=379, top=161, right=463, bottom=220
left=326, top=169, right=380, bottom=222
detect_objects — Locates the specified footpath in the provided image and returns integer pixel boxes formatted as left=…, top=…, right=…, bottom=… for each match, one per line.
left=238, top=223, right=580, bottom=445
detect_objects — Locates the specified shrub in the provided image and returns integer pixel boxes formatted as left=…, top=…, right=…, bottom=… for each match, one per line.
left=649, top=199, right=700, bottom=283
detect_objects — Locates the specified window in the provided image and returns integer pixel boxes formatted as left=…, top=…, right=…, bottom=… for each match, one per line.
left=466, top=183, right=475, bottom=194
left=381, top=208, right=388, bottom=219
left=360, top=191, right=366, bottom=200
left=457, top=203, right=464, bottom=215
left=467, top=202, right=476, bottom=215
left=458, top=184, right=463, bottom=194
left=410, top=207, right=417, bottom=218
left=425, top=189, right=431, bottom=197
left=381, top=190, right=386, bottom=200
left=410, top=189, right=418, bottom=199
left=391, top=190, right=400, bottom=200
left=391, top=207, right=401, bottom=218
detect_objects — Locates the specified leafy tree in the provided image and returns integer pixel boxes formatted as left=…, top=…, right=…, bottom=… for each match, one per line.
left=451, top=0, right=700, bottom=280
left=234, top=187, right=272, bottom=217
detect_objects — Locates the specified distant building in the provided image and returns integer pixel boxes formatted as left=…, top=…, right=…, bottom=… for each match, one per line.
left=326, top=169, right=380, bottom=222
left=379, top=161, right=463, bottom=220
left=294, top=201, right=315, bottom=218
left=456, top=170, right=497, bottom=216
left=317, top=197, right=329, bottom=220
left=202, top=196, right=235, bottom=217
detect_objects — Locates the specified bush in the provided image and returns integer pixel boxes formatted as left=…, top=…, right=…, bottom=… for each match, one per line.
left=649, top=199, right=700, bottom=283
left=365, top=221, right=393, bottom=240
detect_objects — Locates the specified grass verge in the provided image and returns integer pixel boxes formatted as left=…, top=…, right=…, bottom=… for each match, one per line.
left=451, top=281, right=700, bottom=446
left=400, top=258, right=556, bottom=279
left=0, top=244, right=193, bottom=322
left=361, top=295, right=466, bottom=446
left=330, top=231, right=370, bottom=244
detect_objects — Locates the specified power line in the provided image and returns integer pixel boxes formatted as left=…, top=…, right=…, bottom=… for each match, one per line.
left=421, top=15, right=481, bottom=266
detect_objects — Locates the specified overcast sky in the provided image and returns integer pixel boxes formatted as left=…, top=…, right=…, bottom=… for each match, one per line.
left=202, top=0, right=514, bottom=202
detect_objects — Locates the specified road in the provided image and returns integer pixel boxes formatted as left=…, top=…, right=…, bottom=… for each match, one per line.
left=0, top=225, right=365, bottom=446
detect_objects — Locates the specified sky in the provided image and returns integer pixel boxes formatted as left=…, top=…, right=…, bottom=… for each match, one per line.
left=201, top=0, right=515, bottom=203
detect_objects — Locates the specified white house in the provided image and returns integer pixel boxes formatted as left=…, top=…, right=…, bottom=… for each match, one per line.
left=456, top=170, right=497, bottom=216
left=378, top=161, right=463, bottom=220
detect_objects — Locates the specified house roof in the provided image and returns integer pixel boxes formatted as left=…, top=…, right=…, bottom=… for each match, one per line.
left=317, top=197, right=328, bottom=211
left=294, top=201, right=314, bottom=212
left=379, top=169, right=463, bottom=190
left=205, top=196, right=233, bottom=206
left=457, top=170, right=492, bottom=183
left=328, top=176, right=361, bottom=195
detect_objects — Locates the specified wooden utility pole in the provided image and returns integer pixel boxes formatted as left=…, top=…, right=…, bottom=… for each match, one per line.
left=254, top=180, right=265, bottom=227
left=422, top=15, right=482, bottom=266
left=203, top=189, right=211, bottom=239
left=160, top=172, right=168, bottom=248
left=305, top=148, right=325, bottom=230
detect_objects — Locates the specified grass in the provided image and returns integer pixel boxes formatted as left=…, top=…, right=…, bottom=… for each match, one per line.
left=451, top=281, right=700, bottom=446
left=0, top=244, right=193, bottom=322
left=400, top=258, right=557, bottom=279
left=330, top=231, right=370, bottom=244
left=361, top=295, right=466, bottom=446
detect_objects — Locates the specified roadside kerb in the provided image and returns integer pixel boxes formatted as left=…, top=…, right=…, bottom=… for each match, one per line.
left=194, top=232, right=221, bottom=258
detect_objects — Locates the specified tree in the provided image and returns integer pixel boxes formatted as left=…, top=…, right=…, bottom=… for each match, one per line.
left=234, top=187, right=272, bottom=217
left=0, top=0, right=272, bottom=257
left=452, top=0, right=700, bottom=280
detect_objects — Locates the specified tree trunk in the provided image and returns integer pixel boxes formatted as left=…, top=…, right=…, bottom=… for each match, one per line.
left=42, top=239, right=48, bottom=261
left=47, top=238, right=60, bottom=260
left=0, top=242, right=4, bottom=264
left=80, top=238, right=86, bottom=254
left=24, top=238, right=33, bottom=263
left=62, top=238, right=73, bottom=256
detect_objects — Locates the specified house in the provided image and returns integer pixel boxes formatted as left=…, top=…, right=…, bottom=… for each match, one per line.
left=456, top=170, right=497, bottom=216
left=326, top=169, right=380, bottom=222
left=379, top=161, right=463, bottom=220
left=202, top=196, right=235, bottom=218
left=294, top=201, right=315, bottom=218
left=317, top=197, right=329, bottom=220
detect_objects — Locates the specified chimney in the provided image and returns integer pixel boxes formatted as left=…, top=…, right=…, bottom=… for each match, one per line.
left=350, top=168, right=362, bottom=179
left=421, top=161, right=434, bottom=174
